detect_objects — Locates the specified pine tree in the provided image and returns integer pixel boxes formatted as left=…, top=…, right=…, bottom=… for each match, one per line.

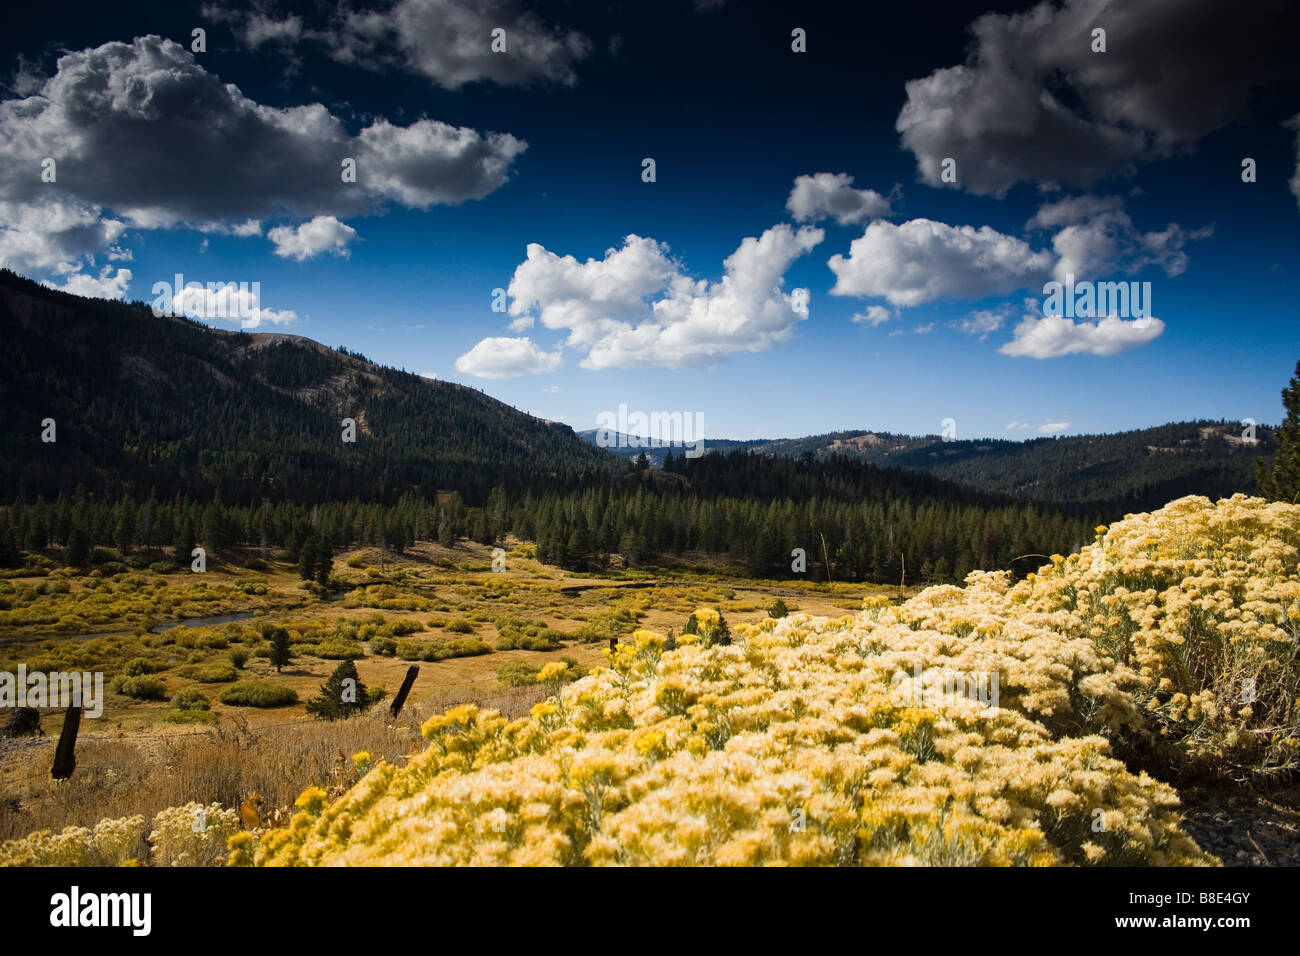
left=65, top=522, right=90, bottom=566
left=314, top=537, right=332, bottom=587
left=174, top=517, right=195, bottom=566
left=299, top=534, right=318, bottom=581
left=306, top=659, right=370, bottom=720
left=269, top=627, right=292, bottom=673
left=1258, top=359, right=1300, bottom=501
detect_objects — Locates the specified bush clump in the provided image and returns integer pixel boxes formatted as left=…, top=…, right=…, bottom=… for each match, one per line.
left=219, top=682, right=298, bottom=708
left=112, top=675, right=167, bottom=700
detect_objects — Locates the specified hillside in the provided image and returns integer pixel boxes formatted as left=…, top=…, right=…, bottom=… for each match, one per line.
left=583, top=423, right=1272, bottom=511
left=0, top=270, right=615, bottom=505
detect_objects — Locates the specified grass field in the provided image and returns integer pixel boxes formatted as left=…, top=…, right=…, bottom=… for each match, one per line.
left=0, top=538, right=903, bottom=840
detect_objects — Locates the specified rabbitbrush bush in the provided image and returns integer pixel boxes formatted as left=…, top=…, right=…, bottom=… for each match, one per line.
left=10, top=497, right=1297, bottom=867
left=233, top=496, right=1300, bottom=867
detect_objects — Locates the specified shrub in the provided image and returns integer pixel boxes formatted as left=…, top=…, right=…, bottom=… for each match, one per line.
left=769, top=599, right=789, bottom=619
left=122, top=657, right=163, bottom=676
left=149, top=562, right=180, bottom=574
left=219, top=682, right=298, bottom=708
left=497, top=661, right=540, bottom=687
left=161, top=708, right=219, bottom=725
left=171, top=688, right=210, bottom=711
left=444, top=618, right=475, bottom=634
left=369, top=636, right=397, bottom=657
left=112, top=675, right=167, bottom=700
left=313, top=640, right=366, bottom=660
left=243, top=558, right=269, bottom=571
left=229, top=648, right=250, bottom=669
left=194, top=661, right=237, bottom=683
left=149, top=803, right=239, bottom=866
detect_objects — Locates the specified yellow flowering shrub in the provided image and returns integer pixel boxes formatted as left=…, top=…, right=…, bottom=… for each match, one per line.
left=148, top=802, right=240, bottom=866
left=237, top=624, right=1212, bottom=866
left=0, top=813, right=145, bottom=867
left=1008, top=495, right=1300, bottom=777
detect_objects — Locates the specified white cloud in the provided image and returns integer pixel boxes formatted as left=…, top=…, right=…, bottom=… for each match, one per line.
left=454, top=336, right=562, bottom=378
left=1000, top=305, right=1165, bottom=359
left=1038, top=421, right=1070, bottom=434
left=896, top=0, right=1300, bottom=196
left=41, top=265, right=132, bottom=300
left=499, top=223, right=823, bottom=370
left=828, top=218, right=1054, bottom=307
left=0, top=36, right=525, bottom=274
left=851, top=305, right=894, bottom=326
left=280, top=0, right=591, bottom=89
left=268, top=215, right=358, bottom=260
left=0, top=199, right=127, bottom=274
left=163, top=281, right=298, bottom=329
left=953, top=303, right=1015, bottom=338
left=1005, top=421, right=1033, bottom=431
left=1027, top=196, right=1211, bottom=283
left=914, top=322, right=935, bottom=334
left=786, top=173, right=893, bottom=226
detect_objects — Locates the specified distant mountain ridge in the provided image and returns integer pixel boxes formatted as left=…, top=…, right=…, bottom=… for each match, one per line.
left=0, top=269, right=614, bottom=504
left=582, top=421, right=1272, bottom=512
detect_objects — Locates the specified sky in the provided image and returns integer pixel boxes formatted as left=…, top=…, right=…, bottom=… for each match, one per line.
left=2, top=0, right=1298, bottom=442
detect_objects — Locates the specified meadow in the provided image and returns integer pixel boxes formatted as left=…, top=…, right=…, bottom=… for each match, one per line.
left=0, top=536, right=882, bottom=846
left=4, top=495, right=1300, bottom=865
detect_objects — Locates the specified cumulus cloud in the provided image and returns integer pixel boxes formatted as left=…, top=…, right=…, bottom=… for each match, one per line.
left=454, top=336, right=562, bottom=378
left=0, top=199, right=128, bottom=274
left=41, top=265, right=133, bottom=300
left=159, top=281, right=298, bottom=329
left=952, top=303, right=1015, bottom=338
left=1005, top=420, right=1033, bottom=431
left=897, top=0, right=1300, bottom=196
left=1000, top=302, right=1165, bottom=359
left=211, top=0, right=591, bottom=89
left=828, top=218, right=1054, bottom=307
left=0, top=36, right=526, bottom=272
left=1038, top=421, right=1070, bottom=434
left=493, top=223, right=823, bottom=370
left=1027, top=195, right=1211, bottom=282
left=851, top=305, right=894, bottom=326
left=268, top=215, right=358, bottom=260
left=786, top=173, right=893, bottom=226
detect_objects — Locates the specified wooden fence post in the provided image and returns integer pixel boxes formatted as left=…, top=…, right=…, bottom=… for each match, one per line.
left=51, top=705, right=81, bottom=780
left=390, top=665, right=419, bottom=719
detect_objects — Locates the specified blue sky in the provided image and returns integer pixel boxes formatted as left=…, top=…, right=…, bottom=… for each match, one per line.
left=3, top=0, right=1298, bottom=441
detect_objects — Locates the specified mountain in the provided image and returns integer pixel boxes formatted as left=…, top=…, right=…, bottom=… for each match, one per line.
left=0, top=270, right=614, bottom=505
left=583, top=423, right=1272, bottom=511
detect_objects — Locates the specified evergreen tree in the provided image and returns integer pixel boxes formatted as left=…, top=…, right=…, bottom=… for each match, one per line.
left=306, top=659, right=370, bottom=720
left=298, top=534, right=318, bottom=581
left=314, top=537, right=332, bottom=587
left=65, top=522, right=91, bottom=566
left=174, top=517, right=195, bottom=566
left=1258, top=359, right=1300, bottom=501
left=268, top=627, right=292, bottom=673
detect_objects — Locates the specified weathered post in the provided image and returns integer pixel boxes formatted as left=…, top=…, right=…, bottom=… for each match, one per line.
left=51, top=705, right=81, bottom=780
left=390, top=665, right=419, bottom=719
